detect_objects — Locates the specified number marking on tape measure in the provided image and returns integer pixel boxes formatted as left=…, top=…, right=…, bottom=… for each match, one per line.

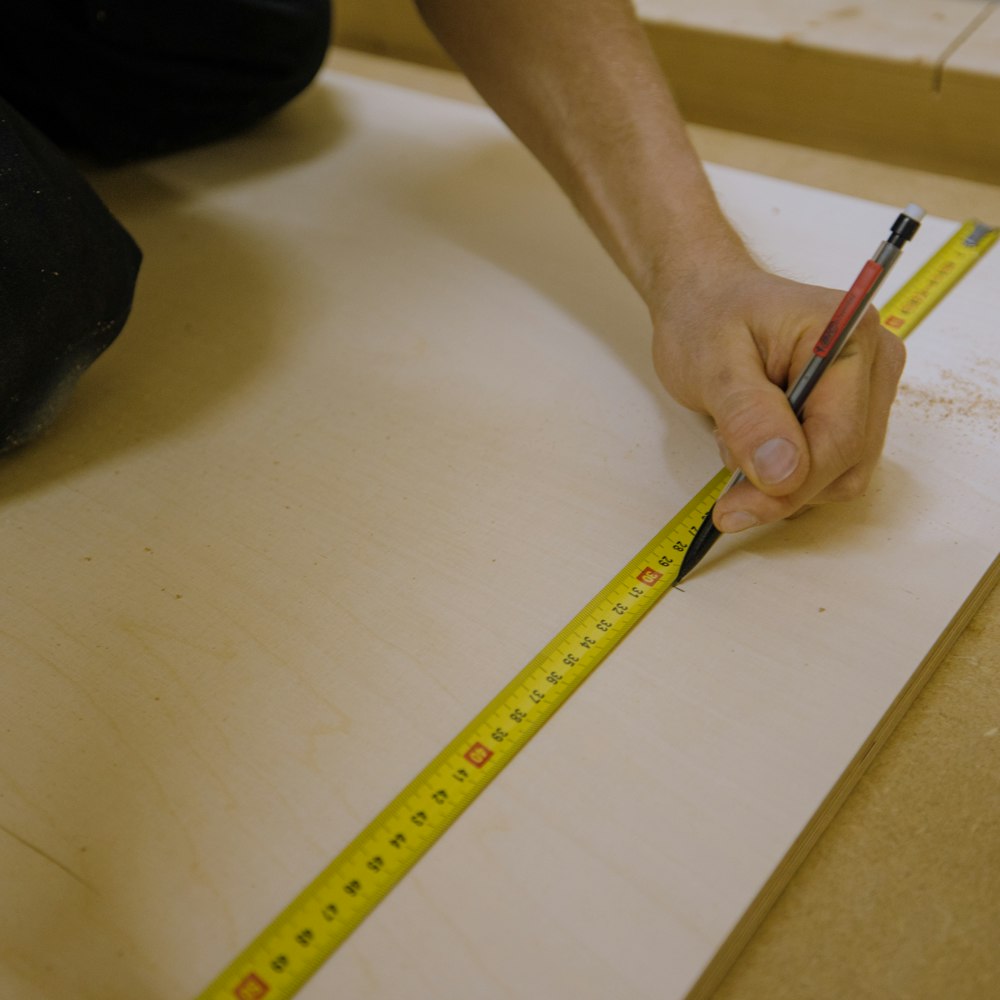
left=197, top=219, right=994, bottom=1000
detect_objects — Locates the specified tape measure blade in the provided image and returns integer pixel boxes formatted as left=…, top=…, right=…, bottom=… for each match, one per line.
left=880, top=219, right=997, bottom=339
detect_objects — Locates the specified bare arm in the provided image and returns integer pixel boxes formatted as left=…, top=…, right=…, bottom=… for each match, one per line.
left=416, top=0, right=747, bottom=304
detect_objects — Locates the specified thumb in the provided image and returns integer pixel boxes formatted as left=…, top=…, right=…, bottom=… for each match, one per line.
left=707, top=374, right=809, bottom=498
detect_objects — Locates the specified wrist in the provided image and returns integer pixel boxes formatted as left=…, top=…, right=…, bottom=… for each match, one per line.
left=643, top=219, right=759, bottom=327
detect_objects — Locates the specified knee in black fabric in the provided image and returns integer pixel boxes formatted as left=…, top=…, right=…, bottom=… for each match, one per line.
left=0, top=99, right=141, bottom=452
left=1, top=0, right=333, bottom=161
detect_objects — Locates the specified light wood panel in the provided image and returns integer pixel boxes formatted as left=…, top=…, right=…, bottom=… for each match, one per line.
left=1, top=69, right=997, bottom=1000
left=331, top=51, right=1000, bottom=1000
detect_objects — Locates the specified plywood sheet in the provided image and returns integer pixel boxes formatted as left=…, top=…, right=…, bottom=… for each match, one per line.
left=1, top=72, right=997, bottom=1000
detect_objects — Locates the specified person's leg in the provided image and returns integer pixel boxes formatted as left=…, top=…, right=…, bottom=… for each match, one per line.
left=0, top=2, right=331, bottom=451
left=0, top=99, right=142, bottom=452
left=1, top=0, right=332, bottom=161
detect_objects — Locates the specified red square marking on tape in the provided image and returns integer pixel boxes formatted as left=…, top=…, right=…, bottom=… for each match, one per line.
left=464, top=742, right=494, bottom=768
left=234, top=972, right=269, bottom=999
left=637, top=567, right=662, bottom=587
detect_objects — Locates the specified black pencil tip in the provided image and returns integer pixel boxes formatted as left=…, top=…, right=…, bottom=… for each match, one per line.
left=674, top=508, right=721, bottom=585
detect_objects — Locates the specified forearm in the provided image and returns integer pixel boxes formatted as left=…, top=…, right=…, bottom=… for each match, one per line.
left=415, top=0, right=755, bottom=313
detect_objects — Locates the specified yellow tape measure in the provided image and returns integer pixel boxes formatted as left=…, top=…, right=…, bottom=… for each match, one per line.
left=880, top=218, right=998, bottom=337
left=197, top=218, right=995, bottom=1000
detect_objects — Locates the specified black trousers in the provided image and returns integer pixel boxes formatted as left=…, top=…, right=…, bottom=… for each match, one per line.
left=0, top=1, right=331, bottom=452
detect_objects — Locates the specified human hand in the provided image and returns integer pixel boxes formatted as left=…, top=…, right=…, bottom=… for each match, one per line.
left=415, top=0, right=905, bottom=526
left=651, top=261, right=906, bottom=532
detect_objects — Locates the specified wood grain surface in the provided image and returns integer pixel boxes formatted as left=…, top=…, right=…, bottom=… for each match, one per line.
left=328, top=51, right=1000, bottom=1000
left=1, top=52, right=997, bottom=1000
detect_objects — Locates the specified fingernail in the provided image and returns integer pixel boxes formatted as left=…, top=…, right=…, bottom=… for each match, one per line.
left=718, top=510, right=758, bottom=533
left=753, top=437, right=799, bottom=486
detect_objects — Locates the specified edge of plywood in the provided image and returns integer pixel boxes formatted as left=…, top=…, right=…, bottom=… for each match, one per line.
left=335, top=0, right=455, bottom=70
left=640, top=19, right=1000, bottom=185
left=686, top=551, right=1000, bottom=1000
left=332, top=1, right=1000, bottom=183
